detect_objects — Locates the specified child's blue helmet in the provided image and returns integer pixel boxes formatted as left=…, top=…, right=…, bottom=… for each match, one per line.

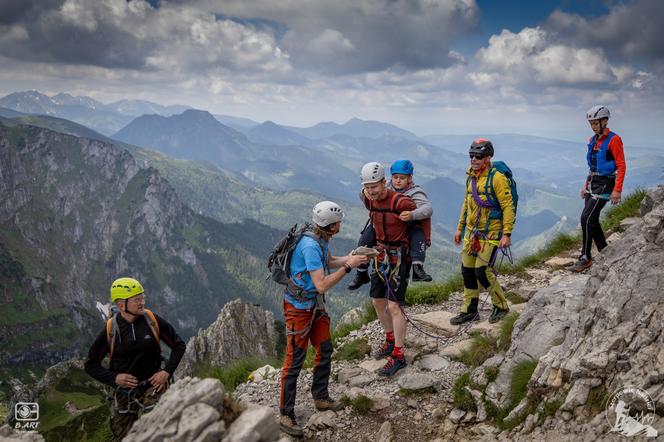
left=390, top=160, right=414, bottom=176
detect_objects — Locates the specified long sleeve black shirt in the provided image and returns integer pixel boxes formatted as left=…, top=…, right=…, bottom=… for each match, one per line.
left=84, top=311, right=186, bottom=387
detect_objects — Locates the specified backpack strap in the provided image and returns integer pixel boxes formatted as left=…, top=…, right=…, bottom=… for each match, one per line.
left=144, top=309, right=161, bottom=349
left=106, top=310, right=161, bottom=361
left=106, top=314, right=120, bottom=360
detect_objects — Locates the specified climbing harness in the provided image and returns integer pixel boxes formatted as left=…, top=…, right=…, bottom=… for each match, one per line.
left=113, top=380, right=158, bottom=415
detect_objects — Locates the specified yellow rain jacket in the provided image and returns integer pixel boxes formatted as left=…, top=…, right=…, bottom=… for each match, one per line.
left=457, top=164, right=516, bottom=237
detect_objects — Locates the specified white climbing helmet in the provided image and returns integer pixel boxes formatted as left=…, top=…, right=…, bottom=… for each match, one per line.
left=312, top=201, right=344, bottom=227
left=360, top=162, right=385, bottom=184
left=586, top=105, right=610, bottom=121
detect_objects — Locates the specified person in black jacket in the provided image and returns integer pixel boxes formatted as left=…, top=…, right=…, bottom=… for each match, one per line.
left=84, top=277, right=186, bottom=439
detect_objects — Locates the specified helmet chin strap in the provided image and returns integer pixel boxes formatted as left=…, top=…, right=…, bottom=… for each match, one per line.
left=124, top=299, right=140, bottom=317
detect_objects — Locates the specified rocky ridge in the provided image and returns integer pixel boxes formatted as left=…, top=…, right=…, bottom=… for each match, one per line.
left=177, top=299, right=278, bottom=377
left=0, top=123, right=282, bottom=369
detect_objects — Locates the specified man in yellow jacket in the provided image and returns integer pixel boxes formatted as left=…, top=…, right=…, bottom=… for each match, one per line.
left=451, top=139, right=515, bottom=325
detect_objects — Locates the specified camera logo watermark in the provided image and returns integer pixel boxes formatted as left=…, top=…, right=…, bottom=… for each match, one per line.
left=606, top=386, right=658, bottom=438
left=14, top=402, right=40, bottom=431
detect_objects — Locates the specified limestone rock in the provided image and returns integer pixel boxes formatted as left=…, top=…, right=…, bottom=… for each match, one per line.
left=125, top=377, right=225, bottom=442
left=417, top=354, right=451, bottom=371
left=222, top=406, right=279, bottom=442
left=249, top=365, right=280, bottom=383
left=178, top=300, right=276, bottom=377
left=376, top=420, right=394, bottom=442
left=335, top=307, right=363, bottom=331
left=397, top=373, right=435, bottom=391
left=448, top=408, right=466, bottom=423
left=306, top=410, right=337, bottom=430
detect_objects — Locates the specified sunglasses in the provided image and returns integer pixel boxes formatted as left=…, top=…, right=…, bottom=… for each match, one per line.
left=469, top=153, right=487, bottom=160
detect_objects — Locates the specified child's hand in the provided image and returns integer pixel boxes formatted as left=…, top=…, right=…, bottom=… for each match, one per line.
left=399, top=211, right=413, bottom=221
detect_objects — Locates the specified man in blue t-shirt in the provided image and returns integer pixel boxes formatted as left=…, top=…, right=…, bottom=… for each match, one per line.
left=279, top=201, right=368, bottom=437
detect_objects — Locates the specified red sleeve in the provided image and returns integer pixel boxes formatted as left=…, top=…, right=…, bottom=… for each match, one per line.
left=396, top=195, right=417, bottom=212
left=608, top=135, right=626, bottom=192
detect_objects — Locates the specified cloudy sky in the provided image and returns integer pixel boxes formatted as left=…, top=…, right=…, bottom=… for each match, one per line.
left=1, top=0, right=663, bottom=143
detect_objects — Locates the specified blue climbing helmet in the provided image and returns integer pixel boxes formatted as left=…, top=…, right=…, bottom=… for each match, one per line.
left=390, top=159, right=414, bottom=176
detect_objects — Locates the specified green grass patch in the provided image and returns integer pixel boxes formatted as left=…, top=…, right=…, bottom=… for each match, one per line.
left=334, top=337, right=371, bottom=361
left=456, top=331, right=499, bottom=367
left=601, top=188, right=646, bottom=232
left=498, top=312, right=519, bottom=352
left=485, top=358, right=538, bottom=430
left=39, top=389, right=104, bottom=433
left=454, top=312, right=520, bottom=367
left=509, top=360, right=537, bottom=410
left=587, top=385, right=609, bottom=416
left=340, top=394, right=373, bottom=414
left=541, top=398, right=563, bottom=420
left=505, top=291, right=526, bottom=304
left=405, top=274, right=463, bottom=306
left=195, top=356, right=282, bottom=391
left=485, top=366, right=499, bottom=383
left=451, top=372, right=477, bottom=412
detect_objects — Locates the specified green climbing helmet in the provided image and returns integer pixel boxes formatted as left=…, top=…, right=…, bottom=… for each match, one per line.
left=110, top=277, right=144, bottom=302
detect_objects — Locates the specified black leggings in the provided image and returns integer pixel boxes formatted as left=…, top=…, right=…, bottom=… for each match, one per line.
left=580, top=176, right=614, bottom=260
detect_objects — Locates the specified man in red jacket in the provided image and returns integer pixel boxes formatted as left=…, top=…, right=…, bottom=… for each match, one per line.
left=360, top=162, right=417, bottom=377
left=569, top=105, right=626, bottom=272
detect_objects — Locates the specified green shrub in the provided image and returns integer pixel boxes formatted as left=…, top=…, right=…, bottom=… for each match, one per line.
left=405, top=274, right=463, bottom=306
left=340, top=394, right=373, bottom=414
left=334, top=338, right=371, bottom=361
left=451, top=372, right=477, bottom=412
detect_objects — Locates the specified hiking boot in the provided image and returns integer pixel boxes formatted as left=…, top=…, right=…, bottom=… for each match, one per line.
left=279, top=415, right=304, bottom=438
left=377, top=355, right=407, bottom=377
left=347, top=270, right=370, bottom=290
left=314, top=397, right=344, bottom=412
left=488, top=306, right=510, bottom=324
left=568, top=257, right=592, bottom=273
left=411, top=264, right=433, bottom=282
left=373, top=340, right=394, bottom=359
left=450, top=311, right=480, bottom=325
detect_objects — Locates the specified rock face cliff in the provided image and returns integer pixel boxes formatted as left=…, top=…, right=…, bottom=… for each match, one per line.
left=178, top=299, right=277, bottom=377
left=0, top=122, right=281, bottom=371
left=453, top=185, right=664, bottom=440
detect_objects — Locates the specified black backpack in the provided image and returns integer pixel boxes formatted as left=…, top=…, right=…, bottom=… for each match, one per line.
left=267, top=223, right=323, bottom=286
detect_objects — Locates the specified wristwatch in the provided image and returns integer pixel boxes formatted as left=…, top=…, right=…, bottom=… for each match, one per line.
left=344, top=263, right=352, bottom=273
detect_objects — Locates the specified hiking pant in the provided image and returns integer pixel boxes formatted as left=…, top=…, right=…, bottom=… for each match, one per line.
left=580, top=175, right=615, bottom=260
left=110, top=384, right=164, bottom=440
left=357, top=222, right=426, bottom=268
left=280, top=301, right=332, bottom=418
left=460, top=233, right=508, bottom=313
